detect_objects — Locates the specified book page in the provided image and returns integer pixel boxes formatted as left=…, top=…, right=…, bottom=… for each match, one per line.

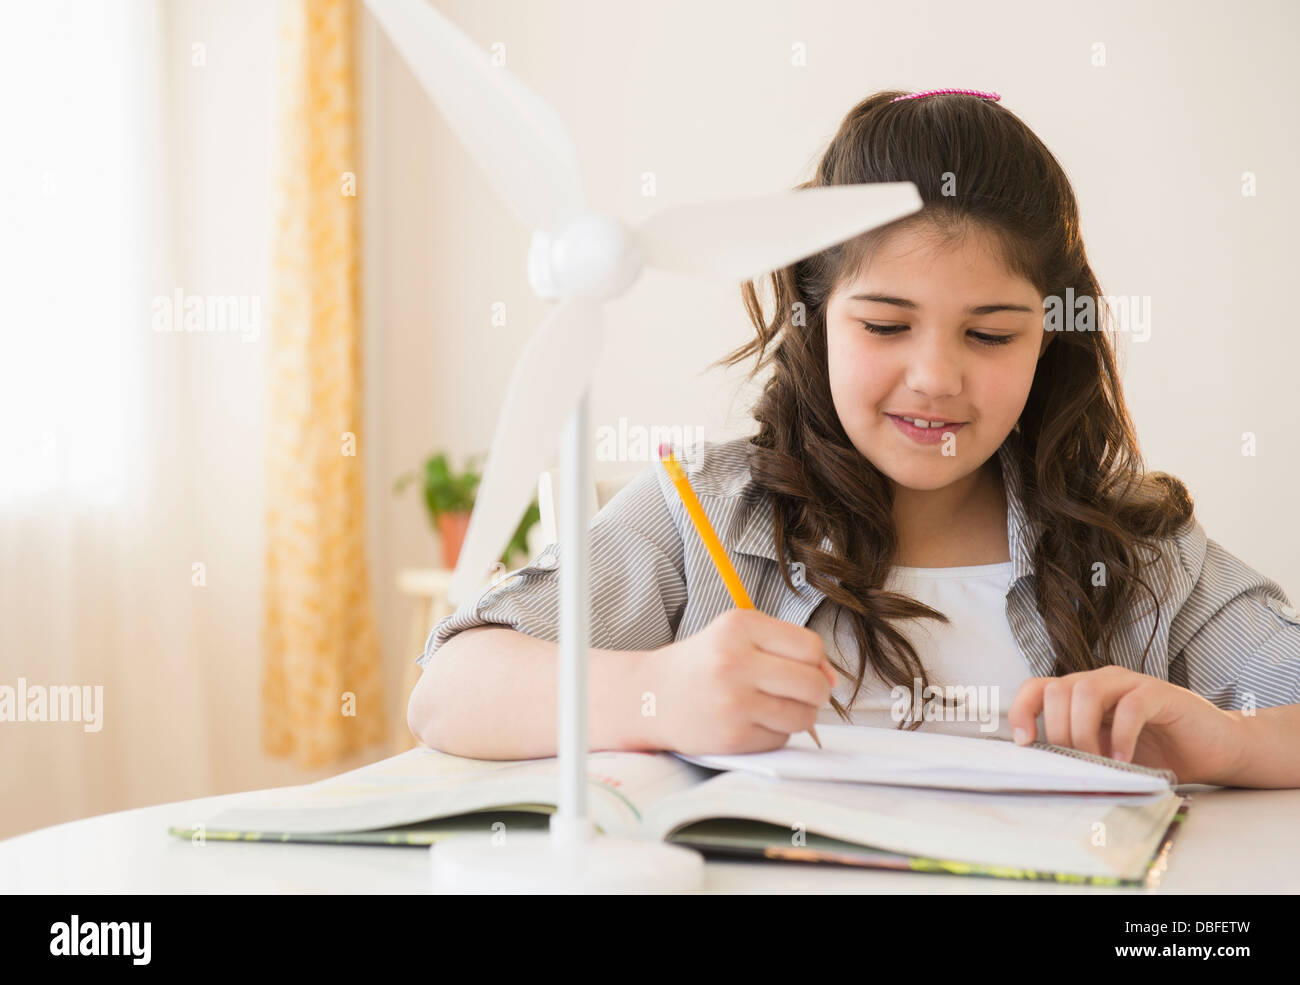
left=176, top=747, right=714, bottom=840
left=674, top=723, right=1169, bottom=793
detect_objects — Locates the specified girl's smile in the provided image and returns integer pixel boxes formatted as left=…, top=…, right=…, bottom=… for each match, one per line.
left=885, top=413, right=967, bottom=445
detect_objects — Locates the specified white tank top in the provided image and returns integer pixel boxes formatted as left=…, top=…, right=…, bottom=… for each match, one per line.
left=809, top=561, right=1043, bottom=741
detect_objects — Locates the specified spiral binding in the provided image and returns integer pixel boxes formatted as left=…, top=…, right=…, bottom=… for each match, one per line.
left=1025, top=738, right=1178, bottom=787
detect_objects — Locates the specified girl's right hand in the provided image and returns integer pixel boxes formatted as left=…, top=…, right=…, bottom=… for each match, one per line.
left=638, top=608, right=838, bottom=756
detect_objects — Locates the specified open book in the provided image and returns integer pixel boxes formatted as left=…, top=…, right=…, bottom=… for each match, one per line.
left=167, top=725, right=1188, bottom=886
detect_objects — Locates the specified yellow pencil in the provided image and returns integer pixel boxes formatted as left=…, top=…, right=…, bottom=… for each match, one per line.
left=658, top=444, right=822, bottom=749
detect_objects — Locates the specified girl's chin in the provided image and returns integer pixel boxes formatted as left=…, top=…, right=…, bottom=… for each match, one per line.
left=885, top=470, right=963, bottom=493
left=868, top=446, right=972, bottom=490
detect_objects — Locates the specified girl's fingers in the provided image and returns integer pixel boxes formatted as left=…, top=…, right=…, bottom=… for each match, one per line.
left=1069, top=673, right=1141, bottom=756
left=1007, top=677, right=1050, bottom=743
left=1042, top=678, right=1073, bottom=747
left=1067, top=679, right=1106, bottom=756
left=742, top=612, right=828, bottom=675
left=1107, top=683, right=1162, bottom=763
left=748, top=650, right=832, bottom=709
left=1009, top=667, right=1145, bottom=755
left=748, top=690, right=820, bottom=737
left=822, top=658, right=839, bottom=690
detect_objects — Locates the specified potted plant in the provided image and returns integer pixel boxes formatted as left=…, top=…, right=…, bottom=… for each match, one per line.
left=395, top=451, right=541, bottom=572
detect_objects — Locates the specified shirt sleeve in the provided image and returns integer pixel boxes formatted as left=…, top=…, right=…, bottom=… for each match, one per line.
left=1166, top=520, right=1300, bottom=709
left=415, top=461, right=688, bottom=669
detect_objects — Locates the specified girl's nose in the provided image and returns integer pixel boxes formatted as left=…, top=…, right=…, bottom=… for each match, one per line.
left=904, top=343, right=963, bottom=397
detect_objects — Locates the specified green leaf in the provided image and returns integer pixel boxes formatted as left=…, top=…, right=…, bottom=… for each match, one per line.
left=396, top=448, right=541, bottom=564
left=501, top=499, right=541, bottom=565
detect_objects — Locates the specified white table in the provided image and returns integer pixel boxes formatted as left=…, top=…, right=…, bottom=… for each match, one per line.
left=3, top=781, right=1297, bottom=893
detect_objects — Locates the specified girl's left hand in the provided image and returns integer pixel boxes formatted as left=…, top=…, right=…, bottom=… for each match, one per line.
left=1007, top=665, right=1245, bottom=785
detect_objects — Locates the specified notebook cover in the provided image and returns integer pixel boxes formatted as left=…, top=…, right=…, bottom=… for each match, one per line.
left=668, top=797, right=1190, bottom=887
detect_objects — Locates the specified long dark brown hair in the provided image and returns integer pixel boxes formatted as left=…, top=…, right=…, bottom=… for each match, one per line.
left=709, top=90, right=1195, bottom=725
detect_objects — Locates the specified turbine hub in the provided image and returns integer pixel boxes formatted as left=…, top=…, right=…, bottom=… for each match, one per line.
left=527, top=214, right=643, bottom=301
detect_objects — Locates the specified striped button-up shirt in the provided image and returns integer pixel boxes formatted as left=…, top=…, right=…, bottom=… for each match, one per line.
left=418, top=435, right=1300, bottom=711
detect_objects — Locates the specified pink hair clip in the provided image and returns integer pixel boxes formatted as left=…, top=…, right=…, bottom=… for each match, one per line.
left=891, top=88, right=1001, bottom=102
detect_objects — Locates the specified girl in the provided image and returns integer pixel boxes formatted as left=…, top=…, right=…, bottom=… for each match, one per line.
left=411, top=88, right=1300, bottom=787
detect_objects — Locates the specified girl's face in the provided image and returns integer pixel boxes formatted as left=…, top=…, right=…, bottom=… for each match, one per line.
left=825, top=223, right=1049, bottom=492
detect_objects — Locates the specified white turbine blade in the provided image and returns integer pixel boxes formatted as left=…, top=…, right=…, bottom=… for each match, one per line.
left=363, top=0, right=583, bottom=232
left=635, top=182, right=923, bottom=281
left=448, top=298, right=603, bottom=606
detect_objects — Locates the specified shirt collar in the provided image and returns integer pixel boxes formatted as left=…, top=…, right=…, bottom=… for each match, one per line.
left=730, top=430, right=1041, bottom=586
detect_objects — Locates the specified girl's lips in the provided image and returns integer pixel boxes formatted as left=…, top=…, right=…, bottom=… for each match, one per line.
left=886, top=413, right=967, bottom=445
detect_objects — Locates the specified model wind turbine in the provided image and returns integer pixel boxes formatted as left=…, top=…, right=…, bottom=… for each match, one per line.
left=363, top=0, right=921, bottom=891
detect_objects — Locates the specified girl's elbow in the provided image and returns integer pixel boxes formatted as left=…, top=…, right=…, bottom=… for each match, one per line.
left=407, top=666, right=441, bottom=747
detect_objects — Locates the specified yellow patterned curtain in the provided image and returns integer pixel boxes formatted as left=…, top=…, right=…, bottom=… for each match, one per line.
left=263, top=0, right=386, bottom=765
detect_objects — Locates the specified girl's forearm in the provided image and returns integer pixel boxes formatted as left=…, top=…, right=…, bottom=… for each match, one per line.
left=408, top=626, right=661, bottom=760
left=1210, top=704, right=1300, bottom=788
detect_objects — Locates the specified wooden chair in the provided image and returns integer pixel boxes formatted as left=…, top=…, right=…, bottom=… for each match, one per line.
left=535, top=465, right=640, bottom=548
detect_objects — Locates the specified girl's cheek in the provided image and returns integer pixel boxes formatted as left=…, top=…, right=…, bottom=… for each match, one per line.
left=829, top=342, right=884, bottom=399
left=843, top=337, right=893, bottom=385
left=974, top=360, right=1037, bottom=425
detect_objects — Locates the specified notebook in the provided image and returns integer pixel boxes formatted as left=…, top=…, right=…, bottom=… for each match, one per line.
left=167, top=725, right=1188, bottom=886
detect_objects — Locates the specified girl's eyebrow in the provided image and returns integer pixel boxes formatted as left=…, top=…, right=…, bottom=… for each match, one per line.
left=847, top=292, right=1034, bottom=315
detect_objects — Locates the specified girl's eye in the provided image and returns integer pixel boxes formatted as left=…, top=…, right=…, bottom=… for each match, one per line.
left=970, top=332, right=1014, bottom=346
left=860, top=323, right=1013, bottom=347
